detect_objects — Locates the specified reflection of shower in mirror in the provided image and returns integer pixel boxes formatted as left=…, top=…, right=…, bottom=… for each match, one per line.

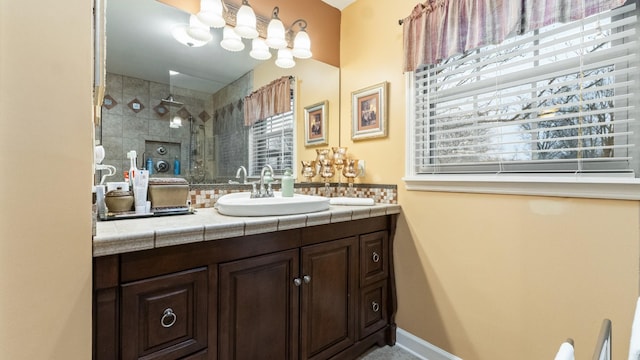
left=188, top=116, right=207, bottom=183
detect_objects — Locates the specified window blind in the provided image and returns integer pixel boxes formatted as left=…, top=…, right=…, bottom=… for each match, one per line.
left=412, top=3, right=639, bottom=175
left=249, top=96, right=294, bottom=177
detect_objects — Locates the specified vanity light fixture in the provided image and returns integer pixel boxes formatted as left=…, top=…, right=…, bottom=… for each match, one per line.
left=265, top=7, right=287, bottom=49
left=197, top=0, right=225, bottom=28
left=172, top=23, right=209, bottom=47
left=249, top=38, right=272, bottom=60
left=275, top=48, right=295, bottom=69
left=234, top=0, right=258, bottom=39
left=220, top=25, right=244, bottom=52
left=172, top=1, right=312, bottom=68
left=187, top=14, right=213, bottom=42
left=291, top=20, right=312, bottom=59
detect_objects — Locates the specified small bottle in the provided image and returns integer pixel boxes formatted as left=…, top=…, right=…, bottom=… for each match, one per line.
left=146, top=157, right=153, bottom=175
left=174, top=157, right=180, bottom=175
left=282, top=168, right=294, bottom=197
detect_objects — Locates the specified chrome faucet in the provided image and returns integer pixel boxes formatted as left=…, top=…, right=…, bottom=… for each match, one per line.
left=235, top=166, right=247, bottom=184
left=252, top=165, right=275, bottom=198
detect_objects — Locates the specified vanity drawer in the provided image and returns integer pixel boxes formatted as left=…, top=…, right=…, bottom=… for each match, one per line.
left=120, top=267, right=208, bottom=360
left=359, top=231, right=388, bottom=286
left=359, top=281, right=388, bottom=339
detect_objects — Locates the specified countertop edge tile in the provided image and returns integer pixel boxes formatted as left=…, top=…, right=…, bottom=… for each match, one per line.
left=93, top=231, right=155, bottom=257
left=155, top=225, right=204, bottom=248
left=306, top=211, right=331, bottom=227
left=385, top=205, right=401, bottom=215
left=369, top=206, right=388, bottom=218
left=244, top=217, right=279, bottom=235
left=350, top=207, right=372, bottom=220
left=204, top=222, right=245, bottom=241
left=277, top=214, right=308, bottom=231
left=330, top=208, right=353, bottom=223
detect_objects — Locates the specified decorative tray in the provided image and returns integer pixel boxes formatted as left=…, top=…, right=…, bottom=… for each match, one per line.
left=99, top=207, right=195, bottom=221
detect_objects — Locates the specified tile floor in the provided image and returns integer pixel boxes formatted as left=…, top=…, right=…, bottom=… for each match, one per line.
left=357, top=345, right=422, bottom=360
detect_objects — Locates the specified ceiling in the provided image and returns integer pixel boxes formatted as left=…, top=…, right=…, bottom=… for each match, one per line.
left=322, top=0, right=356, bottom=10
left=105, top=0, right=356, bottom=94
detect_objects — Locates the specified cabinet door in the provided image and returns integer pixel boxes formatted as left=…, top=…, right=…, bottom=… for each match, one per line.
left=219, top=249, right=300, bottom=360
left=300, top=236, right=358, bottom=360
left=120, top=267, right=208, bottom=360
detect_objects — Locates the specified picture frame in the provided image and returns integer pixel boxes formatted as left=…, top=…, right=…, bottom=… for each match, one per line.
left=304, top=100, right=328, bottom=146
left=351, top=81, right=388, bottom=140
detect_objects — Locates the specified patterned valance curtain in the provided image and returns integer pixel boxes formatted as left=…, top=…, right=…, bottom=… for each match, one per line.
left=243, top=76, right=291, bottom=127
left=402, top=0, right=627, bottom=72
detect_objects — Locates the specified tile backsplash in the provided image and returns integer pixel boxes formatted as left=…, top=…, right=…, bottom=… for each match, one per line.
left=189, top=183, right=397, bottom=209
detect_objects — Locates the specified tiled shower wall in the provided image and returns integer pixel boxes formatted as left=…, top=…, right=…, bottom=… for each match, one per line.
left=99, top=72, right=253, bottom=183
left=99, top=73, right=214, bottom=182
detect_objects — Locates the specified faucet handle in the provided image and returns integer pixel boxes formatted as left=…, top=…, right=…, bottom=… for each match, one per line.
left=250, top=182, right=258, bottom=198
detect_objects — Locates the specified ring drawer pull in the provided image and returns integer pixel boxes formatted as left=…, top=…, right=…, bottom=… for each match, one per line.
left=371, top=301, right=380, bottom=312
left=161, top=308, right=177, bottom=328
left=372, top=252, right=380, bottom=263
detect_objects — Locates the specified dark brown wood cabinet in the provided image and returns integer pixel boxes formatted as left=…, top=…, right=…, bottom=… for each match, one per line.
left=218, top=249, right=300, bottom=360
left=93, top=215, right=397, bottom=360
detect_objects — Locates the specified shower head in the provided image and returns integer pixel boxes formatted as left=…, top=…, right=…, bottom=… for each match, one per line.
left=160, top=94, right=184, bottom=107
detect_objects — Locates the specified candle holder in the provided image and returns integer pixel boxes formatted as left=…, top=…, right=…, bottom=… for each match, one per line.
left=342, top=159, right=359, bottom=197
left=315, top=148, right=330, bottom=180
left=318, top=159, right=335, bottom=197
left=301, top=160, right=316, bottom=182
left=332, top=147, right=347, bottom=192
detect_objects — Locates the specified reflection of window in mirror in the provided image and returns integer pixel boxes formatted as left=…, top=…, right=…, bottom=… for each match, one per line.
left=249, top=92, right=294, bottom=178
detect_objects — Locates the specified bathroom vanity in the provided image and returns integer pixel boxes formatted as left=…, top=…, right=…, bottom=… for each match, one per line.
left=93, top=205, right=399, bottom=360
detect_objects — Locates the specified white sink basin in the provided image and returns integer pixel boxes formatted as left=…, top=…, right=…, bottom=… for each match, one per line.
left=215, top=192, right=330, bottom=216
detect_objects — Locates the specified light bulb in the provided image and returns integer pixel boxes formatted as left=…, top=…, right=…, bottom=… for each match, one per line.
left=292, top=30, right=312, bottom=59
left=250, top=38, right=272, bottom=60
left=275, top=48, right=295, bottom=68
left=197, top=0, right=225, bottom=28
left=220, top=26, right=245, bottom=52
left=187, top=14, right=213, bottom=42
left=234, top=2, right=258, bottom=39
left=266, top=17, right=287, bottom=49
left=172, top=24, right=209, bottom=47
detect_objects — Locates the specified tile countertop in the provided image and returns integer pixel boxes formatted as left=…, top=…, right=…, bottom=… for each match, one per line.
left=93, top=204, right=401, bottom=257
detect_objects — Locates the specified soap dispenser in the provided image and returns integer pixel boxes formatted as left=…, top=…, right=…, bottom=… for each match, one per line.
left=282, top=168, right=294, bottom=197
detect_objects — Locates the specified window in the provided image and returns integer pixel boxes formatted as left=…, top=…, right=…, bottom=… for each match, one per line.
left=248, top=93, right=294, bottom=177
left=406, top=3, right=640, bottom=198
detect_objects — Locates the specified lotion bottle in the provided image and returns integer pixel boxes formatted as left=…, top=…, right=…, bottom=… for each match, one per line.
left=282, top=168, right=294, bottom=197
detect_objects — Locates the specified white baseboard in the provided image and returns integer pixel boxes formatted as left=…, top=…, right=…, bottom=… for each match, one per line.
left=396, top=328, right=462, bottom=360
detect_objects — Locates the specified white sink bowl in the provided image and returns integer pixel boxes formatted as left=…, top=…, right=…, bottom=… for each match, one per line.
left=215, top=192, right=330, bottom=216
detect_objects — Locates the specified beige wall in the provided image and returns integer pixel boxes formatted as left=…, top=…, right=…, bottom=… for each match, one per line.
left=0, top=0, right=94, bottom=359
left=340, top=1, right=640, bottom=359
left=253, top=58, right=341, bottom=178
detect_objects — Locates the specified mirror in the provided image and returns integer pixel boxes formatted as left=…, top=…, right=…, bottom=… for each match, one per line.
left=97, top=0, right=340, bottom=184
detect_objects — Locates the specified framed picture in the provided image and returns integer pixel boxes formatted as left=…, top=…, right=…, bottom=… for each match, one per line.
left=304, top=100, right=328, bottom=146
left=351, top=81, right=387, bottom=140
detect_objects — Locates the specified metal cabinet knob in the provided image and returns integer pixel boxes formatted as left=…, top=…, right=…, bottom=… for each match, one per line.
left=303, top=275, right=311, bottom=284
left=372, top=251, right=380, bottom=263
left=293, top=278, right=302, bottom=286
left=161, top=308, right=177, bottom=328
left=371, top=301, right=380, bottom=313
